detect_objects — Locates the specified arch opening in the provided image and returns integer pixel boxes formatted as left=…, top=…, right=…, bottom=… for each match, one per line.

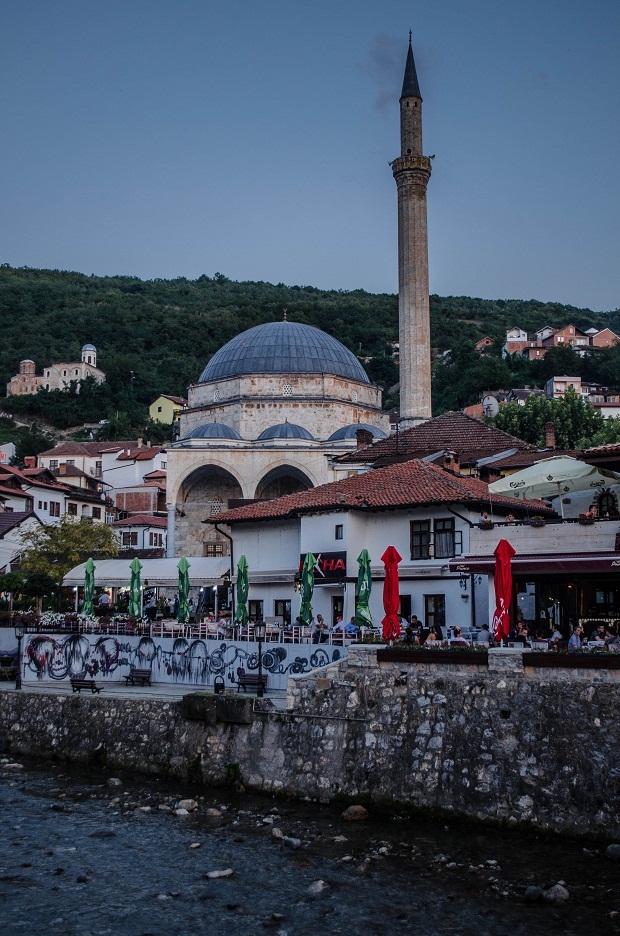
left=255, top=465, right=313, bottom=500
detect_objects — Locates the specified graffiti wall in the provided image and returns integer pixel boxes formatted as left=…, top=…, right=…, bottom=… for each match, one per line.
left=19, top=634, right=345, bottom=692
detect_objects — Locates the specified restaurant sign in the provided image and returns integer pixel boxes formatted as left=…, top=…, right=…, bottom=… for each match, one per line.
left=299, top=551, right=347, bottom=582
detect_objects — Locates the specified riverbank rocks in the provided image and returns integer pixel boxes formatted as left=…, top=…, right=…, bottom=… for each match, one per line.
left=605, top=843, right=620, bottom=860
left=205, top=869, right=234, bottom=879
left=205, top=807, right=223, bottom=817
left=106, top=777, right=122, bottom=788
left=308, top=880, right=329, bottom=894
left=177, top=799, right=198, bottom=811
left=543, top=884, right=570, bottom=903
left=342, top=805, right=368, bottom=821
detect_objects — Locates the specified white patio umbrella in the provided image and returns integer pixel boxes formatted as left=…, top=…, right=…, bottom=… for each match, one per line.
left=488, top=456, right=620, bottom=518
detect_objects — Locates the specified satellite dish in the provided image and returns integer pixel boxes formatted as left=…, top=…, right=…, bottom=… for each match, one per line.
left=482, top=395, right=500, bottom=418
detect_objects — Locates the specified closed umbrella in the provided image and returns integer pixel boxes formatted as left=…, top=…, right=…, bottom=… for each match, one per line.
left=82, top=557, right=95, bottom=616
left=488, top=455, right=620, bottom=518
left=354, top=549, right=373, bottom=629
left=177, top=557, right=191, bottom=624
left=299, top=552, right=316, bottom=626
left=128, top=557, right=142, bottom=618
left=233, top=555, right=249, bottom=628
left=491, top=539, right=516, bottom=643
left=381, top=545, right=402, bottom=642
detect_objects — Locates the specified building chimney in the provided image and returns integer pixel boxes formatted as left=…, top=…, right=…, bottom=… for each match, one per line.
left=23, top=456, right=36, bottom=469
left=137, top=437, right=143, bottom=449
left=356, top=428, right=373, bottom=448
left=442, top=450, right=460, bottom=473
left=545, top=421, right=556, bottom=450
left=59, top=463, right=67, bottom=474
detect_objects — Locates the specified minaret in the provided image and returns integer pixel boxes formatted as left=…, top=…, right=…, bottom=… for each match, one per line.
left=392, top=35, right=432, bottom=427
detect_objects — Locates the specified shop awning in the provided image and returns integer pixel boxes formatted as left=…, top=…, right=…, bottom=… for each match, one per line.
left=449, top=553, right=620, bottom=575
left=63, top=556, right=230, bottom=588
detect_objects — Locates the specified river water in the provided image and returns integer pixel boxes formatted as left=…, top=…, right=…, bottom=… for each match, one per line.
left=0, top=757, right=618, bottom=936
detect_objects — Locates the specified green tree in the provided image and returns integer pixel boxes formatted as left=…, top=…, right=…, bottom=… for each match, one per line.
left=19, top=517, right=119, bottom=587
left=22, top=571, right=57, bottom=618
left=493, top=388, right=614, bottom=449
left=0, top=570, right=24, bottom=618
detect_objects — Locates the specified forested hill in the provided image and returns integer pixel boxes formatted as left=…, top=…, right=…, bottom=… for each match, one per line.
left=0, top=264, right=617, bottom=421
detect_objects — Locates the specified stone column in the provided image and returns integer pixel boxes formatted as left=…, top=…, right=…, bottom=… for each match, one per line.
left=166, top=503, right=176, bottom=558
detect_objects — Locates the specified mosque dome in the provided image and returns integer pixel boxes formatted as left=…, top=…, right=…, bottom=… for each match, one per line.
left=327, top=423, right=389, bottom=441
left=257, top=423, right=315, bottom=441
left=198, top=321, right=370, bottom=384
left=82, top=343, right=96, bottom=352
left=185, top=423, right=242, bottom=440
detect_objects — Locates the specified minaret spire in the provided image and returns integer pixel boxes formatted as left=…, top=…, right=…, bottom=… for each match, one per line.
left=392, top=36, right=432, bottom=427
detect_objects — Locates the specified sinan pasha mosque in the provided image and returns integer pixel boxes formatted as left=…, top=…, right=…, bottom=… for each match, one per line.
left=166, top=320, right=390, bottom=556
left=166, top=37, right=432, bottom=558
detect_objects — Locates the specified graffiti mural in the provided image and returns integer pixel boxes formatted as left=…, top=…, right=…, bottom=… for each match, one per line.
left=23, top=634, right=344, bottom=692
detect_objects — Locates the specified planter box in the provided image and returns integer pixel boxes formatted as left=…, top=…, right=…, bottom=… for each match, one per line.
left=523, top=652, right=620, bottom=670
left=377, top=648, right=488, bottom=665
left=529, top=519, right=546, bottom=528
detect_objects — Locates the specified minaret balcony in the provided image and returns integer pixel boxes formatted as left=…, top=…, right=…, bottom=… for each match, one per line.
left=391, top=154, right=432, bottom=175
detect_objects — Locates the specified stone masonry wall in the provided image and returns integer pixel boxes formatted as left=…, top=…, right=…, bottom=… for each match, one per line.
left=0, top=647, right=618, bottom=838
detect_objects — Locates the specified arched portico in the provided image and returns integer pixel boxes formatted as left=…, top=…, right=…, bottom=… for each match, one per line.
left=175, top=465, right=244, bottom=557
left=254, top=465, right=314, bottom=500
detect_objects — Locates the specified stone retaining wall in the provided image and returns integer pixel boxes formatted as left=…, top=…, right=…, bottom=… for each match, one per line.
left=0, top=647, right=618, bottom=839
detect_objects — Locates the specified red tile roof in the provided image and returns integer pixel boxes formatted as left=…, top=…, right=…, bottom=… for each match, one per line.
left=215, top=460, right=554, bottom=525
left=116, top=447, right=163, bottom=461
left=112, top=514, right=167, bottom=528
left=37, top=441, right=137, bottom=458
left=334, top=411, right=538, bottom=467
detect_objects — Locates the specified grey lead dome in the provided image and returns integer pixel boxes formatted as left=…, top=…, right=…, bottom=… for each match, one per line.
left=199, top=321, right=370, bottom=384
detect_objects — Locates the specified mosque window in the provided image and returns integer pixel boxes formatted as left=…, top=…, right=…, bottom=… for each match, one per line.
left=283, top=383, right=292, bottom=396
left=214, top=388, right=221, bottom=402
left=352, top=391, right=358, bottom=403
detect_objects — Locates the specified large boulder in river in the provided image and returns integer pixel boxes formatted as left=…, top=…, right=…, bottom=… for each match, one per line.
left=341, top=805, right=368, bottom=822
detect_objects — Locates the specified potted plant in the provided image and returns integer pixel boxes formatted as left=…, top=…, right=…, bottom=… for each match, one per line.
left=529, top=516, right=546, bottom=528
left=578, top=512, right=595, bottom=525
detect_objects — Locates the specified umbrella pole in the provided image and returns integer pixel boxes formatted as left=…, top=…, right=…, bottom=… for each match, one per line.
left=557, top=483, right=565, bottom=519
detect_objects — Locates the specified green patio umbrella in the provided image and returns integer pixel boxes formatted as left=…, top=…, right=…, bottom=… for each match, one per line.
left=128, top=557, right=143, bottom=618
left=177, top=557, right=191, bottom=624
left=299, top=552, right=316, bottom=626
left=233, top=555, right=249, bottom=627
left=354, top=549, right=373, bottom=628
left=82, top=557, right=96, bottom=616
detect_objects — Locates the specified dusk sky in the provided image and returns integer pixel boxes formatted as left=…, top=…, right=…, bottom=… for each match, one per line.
left=2, top=0, right=618, bottom=311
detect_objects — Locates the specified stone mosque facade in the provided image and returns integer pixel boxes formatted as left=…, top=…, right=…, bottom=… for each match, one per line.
left=166, top=321, right=390, bottom=556
left=166, top=38, right=431, bottom=558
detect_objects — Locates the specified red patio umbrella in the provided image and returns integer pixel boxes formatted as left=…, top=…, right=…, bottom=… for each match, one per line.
left=492, top=539, right=516, bottom=642
left=381, top=545, right=403, bottom=642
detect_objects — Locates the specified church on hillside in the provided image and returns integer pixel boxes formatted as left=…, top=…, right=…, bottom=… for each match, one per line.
left=6, top=344, right=105, bottom=396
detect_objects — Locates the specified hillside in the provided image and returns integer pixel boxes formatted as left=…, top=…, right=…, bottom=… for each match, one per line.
left=0, top=264, right=618, bottom=429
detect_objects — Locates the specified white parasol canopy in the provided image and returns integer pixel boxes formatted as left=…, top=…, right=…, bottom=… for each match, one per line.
left=63, top=556, right=230, bottom=588
left=488, top=455, right=620, bottom=517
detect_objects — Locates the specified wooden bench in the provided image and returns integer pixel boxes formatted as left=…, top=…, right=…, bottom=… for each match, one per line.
left=70, top=678, right=104, bottom=694
left=237, top=671, right=268, bottom=693
left=124, top=667, right=152, bottom=686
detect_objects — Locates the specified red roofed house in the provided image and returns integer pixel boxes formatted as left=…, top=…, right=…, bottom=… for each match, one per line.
left=111, top=514, right=167, bottom=556
left=212, top=459, right=554, bottom=633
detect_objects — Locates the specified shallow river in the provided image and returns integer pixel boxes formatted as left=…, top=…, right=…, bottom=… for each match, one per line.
left=0, top=757, right=618, bottom=936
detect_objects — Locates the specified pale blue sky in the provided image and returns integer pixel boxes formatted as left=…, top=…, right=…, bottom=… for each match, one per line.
left=1, top=0, right=618, bottom=310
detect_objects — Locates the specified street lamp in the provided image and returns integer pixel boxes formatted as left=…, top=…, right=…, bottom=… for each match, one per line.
left=254, top=619, right=267, bottom=698
left=14, top=621, right=25, bottom=691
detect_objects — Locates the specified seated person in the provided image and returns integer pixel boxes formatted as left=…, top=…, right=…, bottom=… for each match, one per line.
left=511, top=622, right=529, bottom=645
left=344, top=616, right=358, bottom=637
left=404, top=615, right=422, bottom=644
left=478, top=511, right=491, bottom=526
left=424, top=626, right=441, bottom=645
left=449, top=626, right=469, bottom=645
left=332, top=615, right=344, bottom=633
left=568, top=626, right=583, bottom=650
left=589, top=624, right=606, bottom=643
left=475, top=623, right=491, bottom=645
left=312, top=613, right=329, bottom=644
